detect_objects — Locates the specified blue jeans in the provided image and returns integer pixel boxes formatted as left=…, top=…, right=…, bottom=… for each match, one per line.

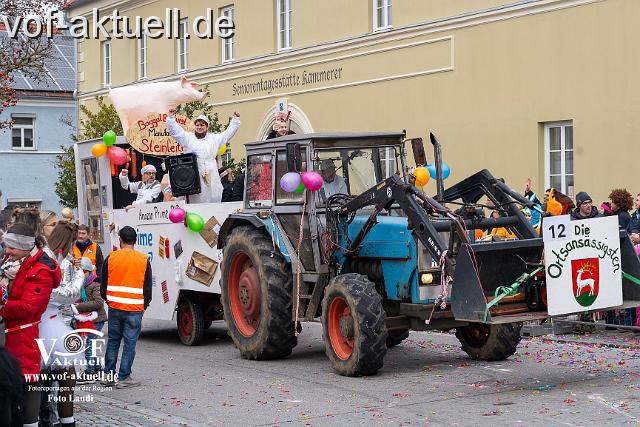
left=104, top=308, right=144, bottom=380
left=84, top=321, right=105, bottom=372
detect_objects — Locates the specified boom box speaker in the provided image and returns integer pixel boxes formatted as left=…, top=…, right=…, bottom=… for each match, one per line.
left=167, top=153, right=201, bottom=197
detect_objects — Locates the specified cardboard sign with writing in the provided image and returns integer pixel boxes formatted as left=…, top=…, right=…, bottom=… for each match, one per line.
left=126, top=113, right=193, bottom=156
left=544, top=215, right=622, bottom=315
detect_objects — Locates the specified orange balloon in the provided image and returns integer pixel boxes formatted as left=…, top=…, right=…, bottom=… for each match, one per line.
left=91, top=143, right=108, bottom=157
left=414, top=166, right=430, bottom=187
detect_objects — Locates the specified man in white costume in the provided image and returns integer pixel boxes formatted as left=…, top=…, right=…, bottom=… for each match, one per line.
left=167, top=109, right=241, bottom=203
left=119, top=164, right=161, bottom=209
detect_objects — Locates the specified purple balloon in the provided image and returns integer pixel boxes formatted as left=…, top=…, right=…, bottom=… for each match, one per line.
left=169, top=207, right=186, bottom=224
left=280, top=172, right=301, bottom=193
left=301, top=171, right=323, bottom=192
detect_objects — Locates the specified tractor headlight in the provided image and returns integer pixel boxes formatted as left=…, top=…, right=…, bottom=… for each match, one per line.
left=420, top=273, right=434, bottom=284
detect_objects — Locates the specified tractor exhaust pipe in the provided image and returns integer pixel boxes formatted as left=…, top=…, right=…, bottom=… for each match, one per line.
left=430, top=133, right=445, bottom=202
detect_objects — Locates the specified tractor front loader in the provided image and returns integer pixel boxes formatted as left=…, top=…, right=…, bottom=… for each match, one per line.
left=218, top=132, right=640, bottom=376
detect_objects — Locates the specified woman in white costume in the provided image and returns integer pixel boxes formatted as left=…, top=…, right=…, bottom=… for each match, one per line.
left=167, top=109, right=241, bottom=203
left=39, top=220, right=84, bottom=427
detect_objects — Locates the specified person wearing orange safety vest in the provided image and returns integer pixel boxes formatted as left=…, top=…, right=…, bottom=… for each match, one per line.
left=73, top=224, right=104, bottom=279
left=100, top=226, right=152, bottom=388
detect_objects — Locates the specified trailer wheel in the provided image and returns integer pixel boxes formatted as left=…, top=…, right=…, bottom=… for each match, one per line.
left=456, top=322, right=522, bottom=361
left=386, top=330, right=410, bottom=348
left=177, top=298, right=205, bottom=346
left=221, top=226, right=297, bottom=360
left=322, top=274, right=387, bottom=376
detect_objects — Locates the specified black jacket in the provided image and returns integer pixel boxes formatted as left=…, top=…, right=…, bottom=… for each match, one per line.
left=231, top=173, right=244, bottom=202
left=628, top=210, right=640, bottom=234
left=100, top=255, right=153, bottom=310
left=613, top=209, right=631, bottom=230
left=571, top=206, right=601, bottom=220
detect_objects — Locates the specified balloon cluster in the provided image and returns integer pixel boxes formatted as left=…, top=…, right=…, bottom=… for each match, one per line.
left=280, top=171, right=323, bottom=193
left=91, top=130, right=128, bottom=166
left=414, top=162, right=451, bottom=187
left=169, top=207, right=205, bottom=232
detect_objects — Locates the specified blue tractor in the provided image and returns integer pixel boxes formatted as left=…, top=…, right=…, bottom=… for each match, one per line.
left=217, top=132, right=640, bottom=376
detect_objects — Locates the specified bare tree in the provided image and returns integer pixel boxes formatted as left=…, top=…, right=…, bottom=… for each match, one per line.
left=0, top=0, right=69, bottom=128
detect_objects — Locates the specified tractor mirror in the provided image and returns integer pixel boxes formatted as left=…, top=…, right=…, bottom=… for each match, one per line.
left=410, top=138, right=427, bottom=166
left=286, top=143, right=302, bottom=172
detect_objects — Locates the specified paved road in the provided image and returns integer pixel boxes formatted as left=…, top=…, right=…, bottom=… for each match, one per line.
left=75, top=319, right=640, bottom=426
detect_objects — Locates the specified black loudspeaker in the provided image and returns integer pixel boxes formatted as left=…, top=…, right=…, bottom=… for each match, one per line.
left=167, top=153, right=201, bottom=197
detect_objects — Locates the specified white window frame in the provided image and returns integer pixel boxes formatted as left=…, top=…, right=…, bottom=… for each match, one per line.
left=380, top=147, right=396, bottom=178
left=373, top=0, right=392, bottom=31
left=137, top=32, right=148, bottom=80
left=221, top=5, right=235, bottom=62
left=277, top=0, right=292, bottom=51
left=544, top=121, right=574, bottom=197
left=177, top=19, right=188, bottom=71
left=102, top=40, right=111, bottom=87
left=10, top=115, right=36, bottom=151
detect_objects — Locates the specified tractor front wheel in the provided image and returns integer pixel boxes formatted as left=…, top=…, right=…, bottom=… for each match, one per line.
left=456, top=322, right=522, bottom=361
left=177, top=297, right=205, bottom=346
left=321, top=274, right=387, bottom=376
left=221, top=226, right=297, bottom=360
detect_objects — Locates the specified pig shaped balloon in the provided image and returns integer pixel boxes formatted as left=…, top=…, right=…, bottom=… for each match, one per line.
left=108, top=77, right=207, bottom=135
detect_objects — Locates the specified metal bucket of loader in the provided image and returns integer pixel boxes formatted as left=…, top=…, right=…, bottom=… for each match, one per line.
left=450, top=238, right=544, bottom=322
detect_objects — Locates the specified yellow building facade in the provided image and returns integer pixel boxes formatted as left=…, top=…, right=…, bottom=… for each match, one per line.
left=70, top=0, right=639, bottom=204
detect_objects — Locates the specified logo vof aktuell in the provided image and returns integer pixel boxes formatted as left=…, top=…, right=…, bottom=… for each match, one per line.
left=126, top=113, right=193, bottom=155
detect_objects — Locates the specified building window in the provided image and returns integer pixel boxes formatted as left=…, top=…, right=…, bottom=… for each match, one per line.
left=277, top=0, right=292, bottom=51
left=374, top=0, right=392, bottom=31
left=11, top=116, right=35, bottom=150
left=221, top=5, right=235, bottom=62
left=102, top=40, right=111, bottom=87
left=137, top=32, right=147, bottom=80
left=544, top=121, right=574, bottom=198
left=380, top=147, right=397, bottom=179
left=220, top=144, right=232, bottom=167
left=177, top=19, right=188, bottom=71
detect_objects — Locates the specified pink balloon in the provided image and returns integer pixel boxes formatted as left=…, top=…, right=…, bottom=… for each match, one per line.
left=169, top=207, right=186, bottom=224
left=301, top=171, right=323, bottom=192
left=108, top=146, right=128, bottom=166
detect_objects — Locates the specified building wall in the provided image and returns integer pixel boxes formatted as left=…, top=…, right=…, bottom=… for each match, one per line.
left=72, top=0, right=640, bottom=204
left=0, top=99, right=77, bottom=211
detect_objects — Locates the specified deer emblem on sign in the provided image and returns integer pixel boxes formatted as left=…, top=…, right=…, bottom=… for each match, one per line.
left=575, top=268, right=595, bottom=297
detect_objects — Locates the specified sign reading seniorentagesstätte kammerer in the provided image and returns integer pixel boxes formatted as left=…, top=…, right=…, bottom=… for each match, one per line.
left=543, top=215, right=622, bottom=316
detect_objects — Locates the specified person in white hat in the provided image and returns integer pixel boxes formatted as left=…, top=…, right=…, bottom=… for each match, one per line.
left=166, top=109, right=241, bottom=203
left=119, top=164, right=161, bottom=209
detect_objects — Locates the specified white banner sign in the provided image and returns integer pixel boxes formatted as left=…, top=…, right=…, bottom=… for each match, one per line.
left=544, top=215, right=622, bottom=316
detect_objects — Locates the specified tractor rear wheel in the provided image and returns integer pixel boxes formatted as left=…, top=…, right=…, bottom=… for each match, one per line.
left=321, top=274, right=387, bottom=376
left=386, top=330, right=410, bottom=348
left=456, top=322, right=522, bottom=361
left=221, top=226, right=297, bottom=360
left=177, top=297, right=205, bottom=346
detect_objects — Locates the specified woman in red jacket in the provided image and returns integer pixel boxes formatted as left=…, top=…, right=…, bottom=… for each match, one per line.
left=0, top=223, right=61, bottom=427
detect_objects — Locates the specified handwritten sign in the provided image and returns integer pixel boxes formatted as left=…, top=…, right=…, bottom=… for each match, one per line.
left=126, top=113, right=193, bottom=156
left=544, top=215, right=622, bottom=316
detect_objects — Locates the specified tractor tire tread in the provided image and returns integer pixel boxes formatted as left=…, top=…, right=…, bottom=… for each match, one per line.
left=456, top=322, right=522, bottom=361
left=322, top=273, right=387, bottom=376
left=221, top=226, right=297, bottom=360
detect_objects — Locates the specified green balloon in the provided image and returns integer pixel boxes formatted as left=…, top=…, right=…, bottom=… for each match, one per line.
left=186, top=212, right=205, bottom=232
left=103, top=130, right=117, bottom=147
left=294, top=181, right=305, bottom=193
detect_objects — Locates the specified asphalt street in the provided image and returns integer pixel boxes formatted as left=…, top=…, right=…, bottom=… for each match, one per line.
left=75, top=319, right=640, bottom=426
